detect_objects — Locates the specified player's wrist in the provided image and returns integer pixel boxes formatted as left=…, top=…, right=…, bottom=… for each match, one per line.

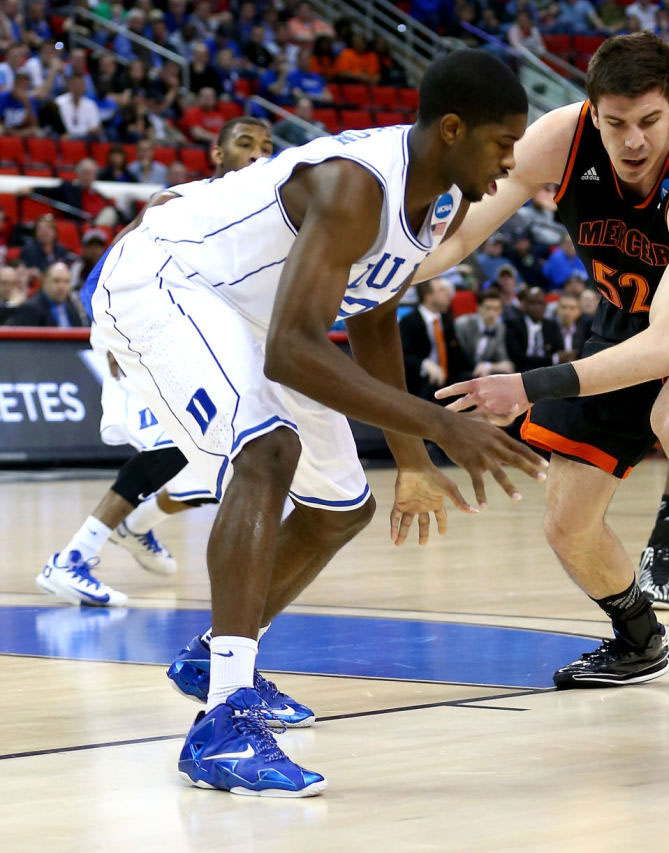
left=521, top=363, right=580, bottom=403
left=386, top=432, right=432, bottom=469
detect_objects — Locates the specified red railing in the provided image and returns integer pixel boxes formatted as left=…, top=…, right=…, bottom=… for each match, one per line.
left=0, top=326, right=349, bottom=343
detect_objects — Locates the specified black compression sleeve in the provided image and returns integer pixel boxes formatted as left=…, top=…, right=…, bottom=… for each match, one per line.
left=112, top=447, right=188, bottom=506
left=521, top=363, right=580, bottom=403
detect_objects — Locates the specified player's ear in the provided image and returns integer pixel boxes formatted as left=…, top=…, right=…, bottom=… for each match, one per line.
left=589, top=103, right=600, bottom=130
left=439, top=113, right=464, bottom=145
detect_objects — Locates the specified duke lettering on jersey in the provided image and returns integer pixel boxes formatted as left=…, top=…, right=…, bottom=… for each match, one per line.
left=139, top=125, right=463, bottom=330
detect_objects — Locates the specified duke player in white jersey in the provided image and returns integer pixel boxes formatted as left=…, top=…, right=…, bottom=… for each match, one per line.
left=36, top=119, right=274, bottom=606
left=88, top=51, right=546, bottom=797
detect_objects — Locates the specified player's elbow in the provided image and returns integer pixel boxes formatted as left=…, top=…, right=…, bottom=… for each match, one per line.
left=263, top=334, right=295, bottom=385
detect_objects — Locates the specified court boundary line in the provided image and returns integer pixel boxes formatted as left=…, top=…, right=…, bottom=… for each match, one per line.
left=0, top=653, right=563, bottom=690
left=0, top=687, right=546, bottom=762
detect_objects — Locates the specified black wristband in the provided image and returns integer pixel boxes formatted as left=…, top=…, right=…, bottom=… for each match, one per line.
left=521, top=363, right=581, bottom=403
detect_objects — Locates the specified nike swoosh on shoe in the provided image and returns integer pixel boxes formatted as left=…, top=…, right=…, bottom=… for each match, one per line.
left=202, top=745, right=255, bottom=760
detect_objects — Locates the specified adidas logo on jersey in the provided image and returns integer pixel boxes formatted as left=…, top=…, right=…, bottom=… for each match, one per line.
left=581, top=167, right=599, bottom=181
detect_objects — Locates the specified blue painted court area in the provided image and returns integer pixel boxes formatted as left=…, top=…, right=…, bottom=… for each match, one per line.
left=0, top=606, right=601, bottom=688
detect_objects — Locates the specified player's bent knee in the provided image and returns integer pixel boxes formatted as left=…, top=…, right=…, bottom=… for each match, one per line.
left=317, top=494, right=376, bottom=543
left=543, top=509, right=597, bottom=558
left=235, top=427, right=301, bottom=483
left=650, top=404, right=669, bottom=448
left=112, top=447, right=188, bottom=507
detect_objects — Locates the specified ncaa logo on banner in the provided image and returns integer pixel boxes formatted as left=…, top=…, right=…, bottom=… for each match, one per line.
left=661, top=179, right=669, bottom=200
left=434, top=193, right=453, bottom=220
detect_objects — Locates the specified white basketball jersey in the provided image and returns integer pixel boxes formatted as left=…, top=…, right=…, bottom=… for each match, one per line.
left=140, top=126, right=463, bottom=328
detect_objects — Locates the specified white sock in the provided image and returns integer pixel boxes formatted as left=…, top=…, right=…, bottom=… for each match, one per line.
left=206, top=636, right=257, bottom=713
left=59, top=515, right=112, bottom=564
left=124, top=495, right=170, bottom=534
left=200, top=624, right=269, bottom=650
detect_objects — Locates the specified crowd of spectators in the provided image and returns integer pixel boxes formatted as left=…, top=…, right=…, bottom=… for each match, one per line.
left=408, top=0, right=669, bottom=61
left=0, top=0, right=416, bottom=326
left=0, top=0, right=408, bottom=145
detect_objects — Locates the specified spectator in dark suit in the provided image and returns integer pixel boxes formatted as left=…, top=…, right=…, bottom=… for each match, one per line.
left=455, top=290, right=515, bottom=377
left=554, top=292, right=580, bottom=356
left=19, top=213, right=70, bottom=277
left=399, top=277, right=471, bottom=401
left=8, top=261, right=82, bottom=327
left=504, top=286, right=569, bottom=371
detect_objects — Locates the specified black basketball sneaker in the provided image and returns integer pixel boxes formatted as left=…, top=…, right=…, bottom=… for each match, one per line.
left=553, top=625, right=669, bottom=689
left=639, top=545, right=669, bottom=608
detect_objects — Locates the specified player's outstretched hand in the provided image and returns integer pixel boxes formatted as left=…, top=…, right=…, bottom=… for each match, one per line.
left=436, top=374, right=530, bottom=425
left=432, top=405, right=546, bottom=508
left=390, top=466, right=478, bottom=547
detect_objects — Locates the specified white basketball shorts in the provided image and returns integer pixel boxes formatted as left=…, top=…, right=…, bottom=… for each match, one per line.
left=90, top=229, right=370, bottom=510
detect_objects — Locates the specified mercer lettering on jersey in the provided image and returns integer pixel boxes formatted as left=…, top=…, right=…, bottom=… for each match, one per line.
left=578, top=219, right=669, bottom=268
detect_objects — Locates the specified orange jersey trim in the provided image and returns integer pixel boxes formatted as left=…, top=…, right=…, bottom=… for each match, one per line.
left=520, top=413, right=632, bottom=478
left=554, top=100, right=590, bottom=205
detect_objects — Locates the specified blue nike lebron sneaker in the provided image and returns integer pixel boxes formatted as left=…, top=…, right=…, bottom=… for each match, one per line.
left=178, top=688, right=327, bottom=797
left=167, top=635, right=315, bottom=727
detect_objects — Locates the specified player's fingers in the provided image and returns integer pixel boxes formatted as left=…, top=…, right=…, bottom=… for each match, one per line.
left=389, top=507, right=401, bottom=543
left=434, top=507, right=448, bottom=536
left=468, top=469, right=488, bottom=508
left=496, top=438, right=548, bottom=480
left=445, top=395, right=477, bottom=413
left=489, top=463, right=522, bottom=501
left=394, top=512, right=414, bottom=547
left=435, top=381, right=475, bottom=400
left=418, top=512, right=430, bottom=546
left=444, top=480, right=478, bottom=514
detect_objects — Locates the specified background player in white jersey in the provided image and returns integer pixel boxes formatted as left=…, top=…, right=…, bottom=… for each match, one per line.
left=90, top=50, right=545, bottom=797
left=36, top=118, right=274, bottom=607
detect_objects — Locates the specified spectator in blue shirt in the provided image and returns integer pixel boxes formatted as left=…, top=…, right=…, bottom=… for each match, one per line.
left=113, top=9, right=154, bottom=65
left=0, top=43, right=28, bottom=93
left=24, top=0, right=52, bottom=49
left=258, top=53, right=293, bottom=107
left=551, top=0, right=609, bottom=33
left=409, top=0, right=454, bottom=30
left=215, top=48, right=241, bottom=99
left=287, top=48, right=333, bottom=104
left=0, top=72, right=38, bottom=137
left=476, top=233, right=515, bottom=282
left=165, top=0, right=189, bottom=33
left=542, top=235, right=588, bottom=290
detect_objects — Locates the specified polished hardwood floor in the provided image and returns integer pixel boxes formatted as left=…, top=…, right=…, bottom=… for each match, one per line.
left=1, top=459, right=669, bottom=852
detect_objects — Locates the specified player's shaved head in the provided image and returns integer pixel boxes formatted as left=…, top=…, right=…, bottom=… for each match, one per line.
left=417, top=49, right=528, bottom=130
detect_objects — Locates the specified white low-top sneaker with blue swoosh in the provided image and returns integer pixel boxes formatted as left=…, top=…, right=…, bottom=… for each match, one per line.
left=109, top=521, right=177, bottom=576
left=178, top=687, right=326, bottom=797
left=36, top=550, right=128, bottom=607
